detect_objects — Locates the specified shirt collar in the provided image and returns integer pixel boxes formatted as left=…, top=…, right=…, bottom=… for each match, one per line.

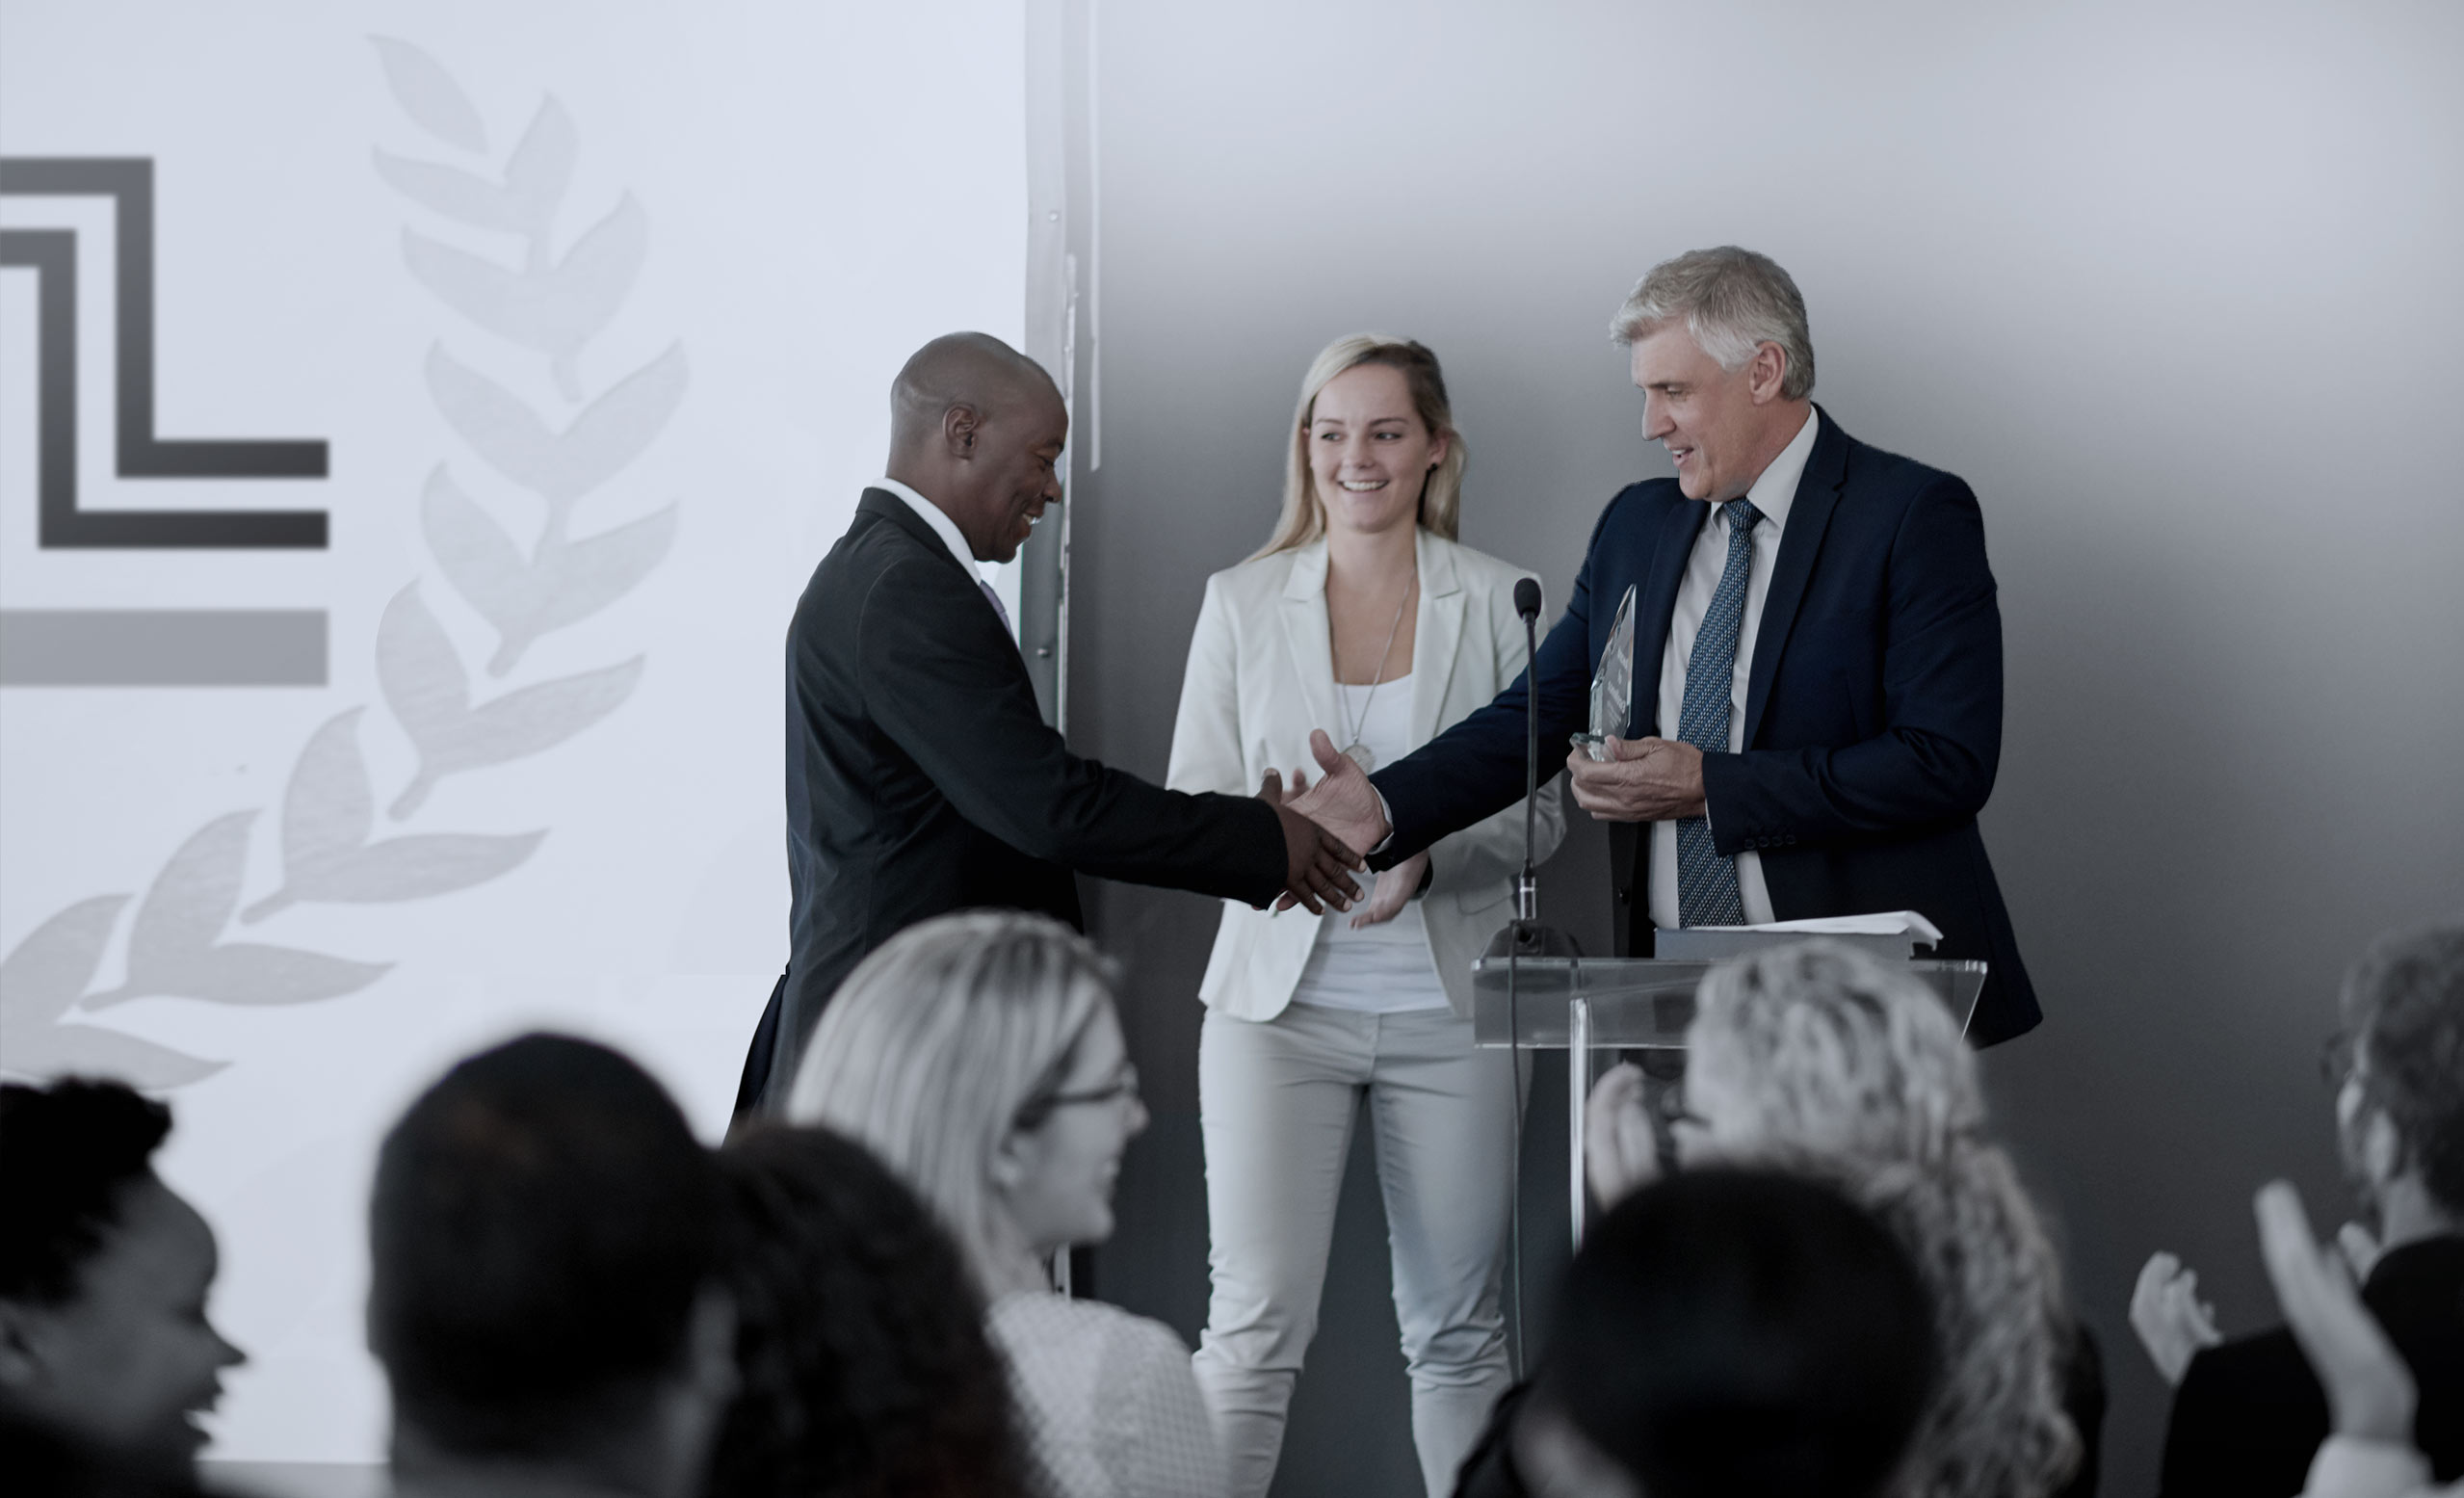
left=874, top=476, right=976, bottom=571
left=1726, top=406, right=1821, bottom=534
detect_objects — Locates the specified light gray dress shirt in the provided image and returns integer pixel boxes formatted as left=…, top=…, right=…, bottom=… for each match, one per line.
left=1645, top=407, right=1821, bottom=932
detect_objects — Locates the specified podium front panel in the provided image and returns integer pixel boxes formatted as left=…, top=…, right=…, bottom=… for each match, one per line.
left=1472, top=957, right=1987, bottom=1047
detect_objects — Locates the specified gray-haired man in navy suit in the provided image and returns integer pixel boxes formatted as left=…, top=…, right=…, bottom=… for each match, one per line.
left=1294, top=248, right=2040, bottom=1041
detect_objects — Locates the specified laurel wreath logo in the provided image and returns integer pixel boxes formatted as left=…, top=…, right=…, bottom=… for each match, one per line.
left=0, top=39, right=685, bottom=1090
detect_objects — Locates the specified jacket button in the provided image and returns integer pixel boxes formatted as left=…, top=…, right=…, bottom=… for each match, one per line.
left=1614, top=887, right=1630, bottom=905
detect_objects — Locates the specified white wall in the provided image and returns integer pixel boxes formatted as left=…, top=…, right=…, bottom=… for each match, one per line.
left=0, top=0, right=1028, bottom=1462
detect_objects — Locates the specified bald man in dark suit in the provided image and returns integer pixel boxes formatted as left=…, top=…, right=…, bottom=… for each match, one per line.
left=738, top=334, right=1361, bottom=1114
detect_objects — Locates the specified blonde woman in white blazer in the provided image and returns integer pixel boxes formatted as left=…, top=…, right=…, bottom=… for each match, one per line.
left=1166, top=335, right=1564, bottom=1498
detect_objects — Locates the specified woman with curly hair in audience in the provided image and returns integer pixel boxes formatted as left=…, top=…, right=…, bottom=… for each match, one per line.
left=706, top=1123, right=1031, bottom=1498
left=1560, top=939, right=2095, bottom=1498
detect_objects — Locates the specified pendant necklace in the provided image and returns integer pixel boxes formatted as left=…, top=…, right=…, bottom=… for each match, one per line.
left=1339, top=573, right=1414, bottom=773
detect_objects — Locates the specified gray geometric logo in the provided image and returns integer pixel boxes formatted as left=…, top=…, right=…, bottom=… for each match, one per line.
left=0, top=157, right=331, bottom=542
left=1, top=157, right=334, bottom=685
left=0, top=39, right=685, bottom=1088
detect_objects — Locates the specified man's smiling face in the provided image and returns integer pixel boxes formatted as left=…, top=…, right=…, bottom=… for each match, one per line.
left=961, top=381, right=1067, bottom=565
left=1630, top=323, right=1766, bottom=503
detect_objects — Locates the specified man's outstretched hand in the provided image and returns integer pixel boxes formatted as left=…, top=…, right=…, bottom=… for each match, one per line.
left=1288, top=729, right=1392, bottom=862
left=1262, top=765, right=1362, bottom=914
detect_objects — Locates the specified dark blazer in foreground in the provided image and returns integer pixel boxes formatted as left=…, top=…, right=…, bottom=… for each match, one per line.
left=1370, top=409, right=2040, bottom=1042
left=2159, top=1234, right=2463, bottom=1496
left=745, top=488, right=1287, bottom=1111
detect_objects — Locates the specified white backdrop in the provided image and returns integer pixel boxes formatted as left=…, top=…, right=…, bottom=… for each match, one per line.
left=0, top=0, right=1028, bottom=1461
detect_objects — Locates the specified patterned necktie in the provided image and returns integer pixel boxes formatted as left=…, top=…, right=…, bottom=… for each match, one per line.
left=979, top=578, right=1013, bottom=634
left=1673, top=498, right=1762, bottom=927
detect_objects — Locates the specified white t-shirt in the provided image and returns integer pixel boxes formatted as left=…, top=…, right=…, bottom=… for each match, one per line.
left=1289, top=676, right=1449, bottom=1014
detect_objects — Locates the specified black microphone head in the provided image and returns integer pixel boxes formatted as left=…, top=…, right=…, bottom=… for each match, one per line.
left=1513, top=577, right=1542, bottom=621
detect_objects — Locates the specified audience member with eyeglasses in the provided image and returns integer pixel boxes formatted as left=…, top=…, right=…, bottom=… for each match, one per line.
left=2137, top=920, right=2463, bottom=1496
left=784, top=910, right=1224, bottom=1498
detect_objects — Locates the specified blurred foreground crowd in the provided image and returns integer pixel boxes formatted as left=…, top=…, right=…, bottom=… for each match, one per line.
left=3, top=917, right=2456, bottom=1498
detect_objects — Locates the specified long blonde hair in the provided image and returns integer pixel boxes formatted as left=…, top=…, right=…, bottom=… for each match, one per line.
left=1250, top=333, right=1465, bottom=560
left=1691, top=942, right=2081, bottom=1498
left=783, top=911, right=1116, bottom=1295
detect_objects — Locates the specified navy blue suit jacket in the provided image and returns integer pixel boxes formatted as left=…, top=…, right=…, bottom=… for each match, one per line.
left=1370, top=408, right=2039, bottom=1042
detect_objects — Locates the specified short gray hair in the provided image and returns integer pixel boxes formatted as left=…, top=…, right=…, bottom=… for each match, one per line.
left=784, top=911, right=1117, bottom=1293
left=1609, top=246, right=1817, bottom=401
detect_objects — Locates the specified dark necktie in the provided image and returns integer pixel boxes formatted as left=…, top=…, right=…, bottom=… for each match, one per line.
left=1674, top=498, right=1762, bottom=927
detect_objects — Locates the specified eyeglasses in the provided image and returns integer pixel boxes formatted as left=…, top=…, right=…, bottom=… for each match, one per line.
left=1024, top=1063, right=1141, bottom=1120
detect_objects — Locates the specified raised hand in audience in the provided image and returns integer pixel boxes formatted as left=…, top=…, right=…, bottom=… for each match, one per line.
left=2257, top=1180, right=2415, bottom=1446
left=2131, top=1251, right=2224, bottom=1385
left=1583, top=1062, right=1662, bottom=1210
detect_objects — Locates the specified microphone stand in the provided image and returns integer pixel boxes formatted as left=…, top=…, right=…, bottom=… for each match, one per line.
left=1484, top=579, right=1581, bottom=1380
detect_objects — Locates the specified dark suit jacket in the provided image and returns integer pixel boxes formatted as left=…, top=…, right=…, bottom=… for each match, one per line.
left=2159, top=1234, right=2464, bottom=1497
left=1371, top=409, right=2039, bottom=1042
left=743, top=488, right=1287, bottom=1112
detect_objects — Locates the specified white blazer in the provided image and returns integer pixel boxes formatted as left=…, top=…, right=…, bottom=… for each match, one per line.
left=1166, top=529, right=1566, bottom=1021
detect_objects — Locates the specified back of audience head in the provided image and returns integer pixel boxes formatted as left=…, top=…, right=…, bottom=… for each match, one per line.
left=2333, top=918, right=2464, bottom=1242
left=709, top=1124, right=1028, bottom=1498
left=1685, top=939, right=1982, bottom=1171
left=786, top=910, right=1146, bottom=1297
left=368, top=1034, right=734, bottom=1498
left=1680, top=940, right=2080, bottom=1498
left=1522, top=1169, right=1934, bottom=1498
left=0, top=1078, right=240, bottom=1482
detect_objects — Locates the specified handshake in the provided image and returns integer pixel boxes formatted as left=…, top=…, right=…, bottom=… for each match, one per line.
left=1262, top=729, right=1418, bottom=928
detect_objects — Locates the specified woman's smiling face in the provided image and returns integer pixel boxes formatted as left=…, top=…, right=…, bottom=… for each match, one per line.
left=1307, top=362, right=1445, bottom=539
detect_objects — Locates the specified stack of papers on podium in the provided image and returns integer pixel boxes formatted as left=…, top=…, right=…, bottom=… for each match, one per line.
left=1652, top=910, right=1943, bottom=962
left=1739, top=911, right=1944, bottom=944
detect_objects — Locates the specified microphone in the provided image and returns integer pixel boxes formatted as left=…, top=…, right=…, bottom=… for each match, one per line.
left=1486, top=580, right=1580, bottom=959
left=1490, top=576, right=1577, bottom=1381
left=1512, top=579, right=1542, bottom=916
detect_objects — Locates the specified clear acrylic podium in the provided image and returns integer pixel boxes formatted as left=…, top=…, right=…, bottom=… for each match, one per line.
left=1472, top=954, right=1987, bottom=1247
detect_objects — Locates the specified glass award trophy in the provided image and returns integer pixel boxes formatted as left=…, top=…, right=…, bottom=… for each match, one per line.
left=1569, top=583, right=1637, bottom=762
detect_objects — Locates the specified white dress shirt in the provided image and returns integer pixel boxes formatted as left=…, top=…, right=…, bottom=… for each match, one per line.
left=1646, top=407, right=1821, bottom=932
left=874, top=475, right=974, bottom=568
left=875, top=475, right=1017, bottom=633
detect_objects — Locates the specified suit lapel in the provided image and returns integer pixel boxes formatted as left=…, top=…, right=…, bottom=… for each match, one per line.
left=1408, top=531, right=1466, bottom=748
left=1278, top=543, right=1343, bottom=750
left=1632, top=502, right=1709, bottom=735
left=859, top=486, right=1028, bottom=672
left=858, top=486, right=970, bottom=579
left=1742, top=409, right=1848, bottom=747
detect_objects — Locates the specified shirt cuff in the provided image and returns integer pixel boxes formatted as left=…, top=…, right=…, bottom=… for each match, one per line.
left=2301, top=1435, right=2432, bottom=1498
left=1371, top=787, right=1396, bottom=854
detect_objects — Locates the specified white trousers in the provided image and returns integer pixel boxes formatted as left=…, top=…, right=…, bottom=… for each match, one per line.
left=1191, top=1003, right=1519, bottom=1498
